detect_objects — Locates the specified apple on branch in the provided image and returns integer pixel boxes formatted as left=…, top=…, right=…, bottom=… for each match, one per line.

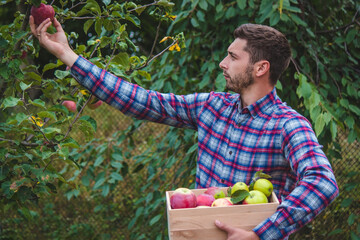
left=88, top=96, right=103, bottom=110
left=170, top=188, right=197, bottom=209
left=31, top=3, right=55, bottom=25
left=62, top=100, right=76, bottom=113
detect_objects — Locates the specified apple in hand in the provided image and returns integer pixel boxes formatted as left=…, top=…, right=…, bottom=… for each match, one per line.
left=211, top=197, right=233, bottom=207
left=253, top=178, right=273, bottom=197
left=31, top=3, right=55, bottom=25
left=196, top=193, right=215, bottom=207
left=170, top=188, right=197, bottom=209
left=204, top=187, right=226, bottom=199
left=243, top=190, right=268, bottom=204
left=62, top=100, right=76, bottom=113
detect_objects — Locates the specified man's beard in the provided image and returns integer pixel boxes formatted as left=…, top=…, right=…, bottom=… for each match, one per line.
left=225, top=64, right=254, bottom=93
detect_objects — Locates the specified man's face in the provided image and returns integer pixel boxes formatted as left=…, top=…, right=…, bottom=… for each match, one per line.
left=219, top=38, right=254, bottom=93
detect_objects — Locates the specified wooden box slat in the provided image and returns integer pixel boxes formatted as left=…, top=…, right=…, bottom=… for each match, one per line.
left=166, top=187, right=279, bottom=240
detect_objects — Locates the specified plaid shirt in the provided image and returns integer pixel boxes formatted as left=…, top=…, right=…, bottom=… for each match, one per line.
left=71, top=56, right=339, bottom=239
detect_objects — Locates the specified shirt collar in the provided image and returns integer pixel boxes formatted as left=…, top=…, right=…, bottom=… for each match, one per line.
left=238, top=88, right=278, bottom=118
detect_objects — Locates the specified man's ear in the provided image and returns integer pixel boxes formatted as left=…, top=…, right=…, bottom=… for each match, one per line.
left=255, top=60, right=270, bottom=77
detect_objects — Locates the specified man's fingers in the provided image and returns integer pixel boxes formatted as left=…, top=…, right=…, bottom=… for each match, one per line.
left=215, top=220, right=234, bottom=233
left=53, top=18, right=63, bottom=33
left=37, top=18, right=51, bottom=34
left=29, top=16, right=37, bottom=36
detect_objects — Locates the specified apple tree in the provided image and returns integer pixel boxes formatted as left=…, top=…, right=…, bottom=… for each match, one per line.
left=0, top=0, right=181, bottom=226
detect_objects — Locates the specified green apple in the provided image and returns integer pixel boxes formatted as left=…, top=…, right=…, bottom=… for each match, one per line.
left=243, top=190, right=268, bottom=204
left=231, top=181, right=249, bottom=195
left=253, top=178, right=273, bottom=197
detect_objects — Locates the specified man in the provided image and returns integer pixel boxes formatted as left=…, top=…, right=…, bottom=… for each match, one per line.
left=30, top=17, right=339, bottom=240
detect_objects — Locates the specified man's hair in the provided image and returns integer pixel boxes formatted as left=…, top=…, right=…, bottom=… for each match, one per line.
left=233, top=24, right=291, bottom=85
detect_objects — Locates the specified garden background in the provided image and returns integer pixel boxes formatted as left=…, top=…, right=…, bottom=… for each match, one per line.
left=0, top=0, right=359, bottom=239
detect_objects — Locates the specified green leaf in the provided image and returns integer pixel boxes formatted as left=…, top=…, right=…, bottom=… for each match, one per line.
left=93, top=177, right=106, bottom=189
left=26, top=72, right=42, bottom=83
left=348, top=213, right=356, bottom=226
left=315, top=113, right=325, bottom=136
left=79, top=116, right=97, bottom=132
left=60, top=138, right=80, bottom=148
left=289, top=13, right=307, bottom=26
left=330, top=120, right=337, bottom=140
left=37, top=111, right=57, bottom=121
left=112, top=153, right=123, bottom=162
left=20, top=82, right=32, bottom=91
left=346, top=28, right=357, bottom=44
left=254, top=170, right=272, bottom=179
left=190, top=18, right=200, bottom=28
left=236, top=0, right=246, bottom=10
left=149, top=214, right=162, bottom=226
left=349, top=105, right=360, bottom=115
left=110, top=172, right=123, bottom=181
left=113, top=52, right=130, bottom=68
left=43, top=127, right=61, bottom=139
left=327, top=229, right=343, bottom=236
left=340, top=198, right=353, bottom=207
left=137, top=70, right=151, bottom=81
left=83, top=19, right=94, bottom=34
left=43, top=62, right=63, bottom=73
left=29, top=99, right=46, bottom=109
left=125, top=14, right=141, bottom=27
left=76, top=119, right=96, bottom=141
left=54, top=70, right=70, bottom=80
left=186, top=143, right=198, bottom=154
left=15, top=113, right=29, bottom=125
left=215, top=72, right=226, bottom=91
left=198, top=0, right=208, bottom=10
left=230, top=189, right=250, bottom=204
left=1, top=97, right=23, bottom=109
left=296, top=73, right=312, bottom=99
left=94, top=156, right=104, bottom=167
left=101, top=184, right=110, bottom=196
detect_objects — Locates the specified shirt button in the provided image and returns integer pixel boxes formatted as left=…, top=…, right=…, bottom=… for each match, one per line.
left=229, top=151, right=232, bottom=155
left=221, top=179, right=225, bottom=183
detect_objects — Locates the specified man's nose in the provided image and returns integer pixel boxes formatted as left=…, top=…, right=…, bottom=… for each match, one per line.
left=219, top=57, right=227, bottom=70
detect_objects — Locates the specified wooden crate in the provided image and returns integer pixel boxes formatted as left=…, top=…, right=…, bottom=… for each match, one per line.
left=166, top=187, right=279, bottom=240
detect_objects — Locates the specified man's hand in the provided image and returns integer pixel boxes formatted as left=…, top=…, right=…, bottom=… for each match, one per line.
left=215, top=220, right=260, bottom=240
left=29, top=16, right=78, bottom=67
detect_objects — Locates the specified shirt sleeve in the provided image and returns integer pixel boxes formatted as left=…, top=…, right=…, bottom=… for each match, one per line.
left=70, top=56, right=210, bottom=129
left=253, top=116, right=339, bottom=239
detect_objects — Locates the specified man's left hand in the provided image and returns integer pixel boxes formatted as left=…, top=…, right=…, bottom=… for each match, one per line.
left=215, top=220, right=260, bottom=240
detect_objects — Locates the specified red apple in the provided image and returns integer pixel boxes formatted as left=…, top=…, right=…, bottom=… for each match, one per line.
left=211, top=197, right=233, bottom=207
left=170, top=188, right=197, bottom=209
left=62, top=100, right=76, bottom=113
left=31, top=3, right=55, bottom=25
left=243, top=190, right=268, bottom=204
left=88, top=99, right=103, bottom=110
left=204, top=186, right=226, bottom=199
left=196, top=193, right=215, bottom=207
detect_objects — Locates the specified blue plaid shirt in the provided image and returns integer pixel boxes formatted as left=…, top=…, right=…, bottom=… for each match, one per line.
left=71, top=56, right=339, bottom=239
